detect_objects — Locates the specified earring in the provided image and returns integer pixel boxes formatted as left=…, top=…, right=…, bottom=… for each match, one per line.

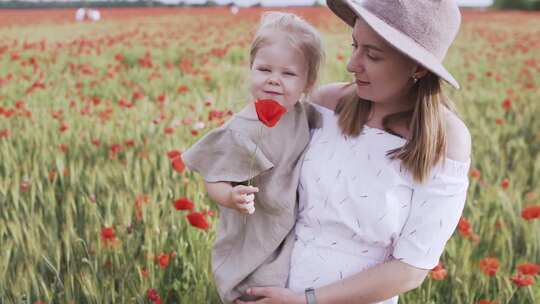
left=412, top=75, right=419, bottom=83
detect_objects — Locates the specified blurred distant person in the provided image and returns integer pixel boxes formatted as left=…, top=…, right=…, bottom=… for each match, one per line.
left=75, top=8, right=101, bottom=22
left=87, top=9, right=101, bottom=22
left=75, top=8, right=86, bottom=22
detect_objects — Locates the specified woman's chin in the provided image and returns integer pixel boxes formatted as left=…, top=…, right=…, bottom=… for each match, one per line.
left=355, top=87, right=371, bottom=100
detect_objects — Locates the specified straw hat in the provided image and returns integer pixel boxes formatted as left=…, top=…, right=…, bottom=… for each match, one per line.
left=327, top=0, right=461, bottom=89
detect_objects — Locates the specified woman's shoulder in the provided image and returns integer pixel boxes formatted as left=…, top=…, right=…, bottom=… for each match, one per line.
left=310, top=82, right=355, bottom=111
left=443, top=109, right=471, bottom=162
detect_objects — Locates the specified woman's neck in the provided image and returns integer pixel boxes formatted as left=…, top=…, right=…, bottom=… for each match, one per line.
left=368, top=100, right=412, bottom=127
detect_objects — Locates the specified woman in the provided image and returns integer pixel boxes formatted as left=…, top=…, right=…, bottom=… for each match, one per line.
left=237, top=0, right=471, bottom=303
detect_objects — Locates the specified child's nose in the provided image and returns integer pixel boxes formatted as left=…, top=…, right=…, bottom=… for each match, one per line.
left=266, top=76, right=280, bottom=86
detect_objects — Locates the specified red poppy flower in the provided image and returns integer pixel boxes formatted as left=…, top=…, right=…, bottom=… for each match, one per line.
left=15, top=100, right=26, bottom=109
left=517, top=263, right=540, bottom=276
left=469, top=168, right=481, bottom=180
left=91, top=139, right=101, bottom=146
left=255, top=99, right=287, bottom=128
left=187, top=212, right=210, bottom=230
left=114, top=53, right=124, bottom=62
left=458, top=217, right=472, bottom=238
left=521, top=205, right=540, bottom=221
left=157, top=94, right=166, bottom=103
left=91, top=96, right=101, bottom=106
left=0, top=129, right=10, bottom=138
left=101, top=227, right=116, bottom=243
left=479, top=257, right=500, bottom=276
left=110, top=144, right=122, bottom=157
left=502, top=98, right=512, bottom=110
left=478, top=300, right=498, bottom=304
left=500, top=178, right=510, bottom=189
left=167, top=150, right=186, bottom=173
left=155, top=253, right=170, bottom=269
left=147, top=288, right=162, bottom=304
left=164, top=126, right=174, bottom=134
left=174, top=197, right=194, bottom=211
left=124, top=139, right=135, bottom=147
left=430, top=261, right=447, bottom=281
left=58, top=144, right=68, bottom=153
left=177, top=85, right=189, bottom=94
left=132, top=91, right=144, bottom=101
left=140, top=267, right=149, bottom=278
left=167, top=150, right=181, bottom=159
left=511, top=273, right=534, bottom=287
left=172, top=157, right=185, bottom=173
left=20, top=180, right=30, bottom=192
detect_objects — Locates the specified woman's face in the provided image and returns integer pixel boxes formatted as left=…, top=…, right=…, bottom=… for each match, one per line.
left=347, top=18, right=419, bottom=106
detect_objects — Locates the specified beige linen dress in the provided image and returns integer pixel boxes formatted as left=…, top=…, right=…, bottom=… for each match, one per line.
left=182, top=102, right=320, bottom=303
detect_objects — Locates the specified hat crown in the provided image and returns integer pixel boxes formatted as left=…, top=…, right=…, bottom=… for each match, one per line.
left=354, top=0, right=461, bottom=60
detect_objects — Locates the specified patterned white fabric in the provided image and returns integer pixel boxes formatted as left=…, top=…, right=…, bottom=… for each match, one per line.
left=288, top=104, right=470, bottom=303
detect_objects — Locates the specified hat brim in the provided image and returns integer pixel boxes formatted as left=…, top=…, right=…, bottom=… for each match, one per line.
left=327, top=0, right=460, bottom=89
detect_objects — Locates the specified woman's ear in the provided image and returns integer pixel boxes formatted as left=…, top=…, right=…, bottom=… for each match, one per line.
left=412, top=65, right=429, bottom=80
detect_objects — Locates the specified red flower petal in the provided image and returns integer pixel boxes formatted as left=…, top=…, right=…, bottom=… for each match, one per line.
left=156, top=253, right=170, bottom=269
left=101, top=227, right=116, bottom=242
left=254, top=99, right=287, bottom=128
left=517, top=262, right=540, bottom=276
left=521, top=205, right=540, bottom=221
left=511, top=273, right=535, bottom=287
left=147, top=288, right=161, bottom=302
left=167, top=150, right=181, bottom=160
left=172, top=157, right=185, bottom=173
left=173, top=198, right=194, bottom=211
left=187, top=212, right=210, bottom=230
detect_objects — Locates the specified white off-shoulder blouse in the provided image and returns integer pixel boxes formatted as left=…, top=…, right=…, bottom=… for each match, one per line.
left=288, top=104, right=470, bottom=304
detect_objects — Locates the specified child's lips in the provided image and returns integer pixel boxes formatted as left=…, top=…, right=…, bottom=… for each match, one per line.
left=264, top=90, right=283, bottom=96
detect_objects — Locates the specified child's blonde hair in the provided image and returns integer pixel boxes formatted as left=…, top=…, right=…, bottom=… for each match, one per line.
left=250, top=12, right=324, bottom=94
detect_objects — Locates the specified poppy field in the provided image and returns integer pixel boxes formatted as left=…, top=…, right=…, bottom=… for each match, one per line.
left=0, top=6, right=539, bottom=304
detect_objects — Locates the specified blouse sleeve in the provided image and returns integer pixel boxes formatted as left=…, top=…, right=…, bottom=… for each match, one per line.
left=392, top=158, right=471, bottom=269
left=181, top=127, right=274, bottom=183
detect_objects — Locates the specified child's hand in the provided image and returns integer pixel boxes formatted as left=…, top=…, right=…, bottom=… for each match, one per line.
left=230, top=185, right=259, bottom=214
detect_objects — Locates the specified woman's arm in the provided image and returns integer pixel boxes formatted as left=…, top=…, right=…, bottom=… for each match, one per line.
left=238, top=259, right=427, bottom=304
left=205, top=181, right=259, bottom=214
left=310, top=82, right=353, bottom=111
left=313, top=259, right=428, bottom=304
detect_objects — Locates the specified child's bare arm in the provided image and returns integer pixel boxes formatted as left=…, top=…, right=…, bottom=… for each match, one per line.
left=205, top=182, right=259, bottom=214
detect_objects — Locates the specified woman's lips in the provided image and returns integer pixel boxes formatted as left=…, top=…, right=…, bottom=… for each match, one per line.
left=356, top=80, right=370, bottom=86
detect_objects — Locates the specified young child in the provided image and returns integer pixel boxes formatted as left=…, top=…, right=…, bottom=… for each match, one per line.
left=182, top=12, right=323, bottom=303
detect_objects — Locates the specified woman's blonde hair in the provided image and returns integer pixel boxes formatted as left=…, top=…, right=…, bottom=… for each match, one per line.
left=335, top=73, right=456, bottom=183
left=250, top=12, right=324, bottom=94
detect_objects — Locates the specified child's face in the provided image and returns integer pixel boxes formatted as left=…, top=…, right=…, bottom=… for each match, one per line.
left=250, top=37, right=309, bottom=109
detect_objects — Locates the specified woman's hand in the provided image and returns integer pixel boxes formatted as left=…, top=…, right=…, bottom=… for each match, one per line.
left=229, top=185, right=258, bottom=214
left=235, top=287, right=305, bottom=304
